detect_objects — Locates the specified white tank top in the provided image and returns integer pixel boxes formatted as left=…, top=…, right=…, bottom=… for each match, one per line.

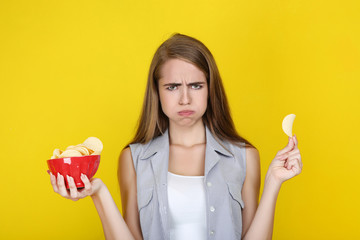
left=167, top=172, right=207, bottom=240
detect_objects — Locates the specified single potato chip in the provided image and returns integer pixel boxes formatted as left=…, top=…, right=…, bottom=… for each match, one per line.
left=65, top=145, right=76, bottom=150
left=76, top=144, right=95, bottom=154
left=66, top=145, right=90, bottom=155
left=282, top=114, right=296, bottom=137
left=59, top=149, right=83, bottom=158
left=71, top=144, right=95, bottom=154
left=82, top=137, right=103, bottom=153
left=52, top=149, right=63, bottom=158
left=76, top=146, right=90, bottom=155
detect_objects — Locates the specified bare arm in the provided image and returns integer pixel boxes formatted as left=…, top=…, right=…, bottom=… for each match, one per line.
left=241, top=147, right=261, bottom=238
left=241, top=166, right=280, bottom=240
left=242, top=136, right=302, bottom=240
left=118, top=147, right=143, bottom=240
left=91, top=181, right=135, bottom=240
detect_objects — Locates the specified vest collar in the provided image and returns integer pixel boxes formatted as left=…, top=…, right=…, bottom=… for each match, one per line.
left=140, top=125, right=234, bottom=160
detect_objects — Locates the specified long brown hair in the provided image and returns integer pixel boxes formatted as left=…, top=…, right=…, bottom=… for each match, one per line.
left=127, top=33, right=255, bottom=149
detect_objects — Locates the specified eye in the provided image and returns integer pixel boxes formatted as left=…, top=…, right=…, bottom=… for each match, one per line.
left=191, top=84, right=202, bottom=90
left=166, top=85, right=178, bottom=91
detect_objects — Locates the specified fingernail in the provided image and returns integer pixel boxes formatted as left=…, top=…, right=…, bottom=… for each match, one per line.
left=57, top=172, right=60, bottom=178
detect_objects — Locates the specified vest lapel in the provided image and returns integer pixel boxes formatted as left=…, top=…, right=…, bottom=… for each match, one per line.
left=204, top=126, right=234, bottom=177
left=205, top=142, right=220, bottom=177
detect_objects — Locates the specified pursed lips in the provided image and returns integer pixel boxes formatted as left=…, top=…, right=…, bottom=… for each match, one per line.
left=178, top=110, right=194, bottom=116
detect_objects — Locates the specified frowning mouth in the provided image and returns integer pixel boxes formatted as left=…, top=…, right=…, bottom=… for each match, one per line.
left=178, top=110, right=194, bottom=116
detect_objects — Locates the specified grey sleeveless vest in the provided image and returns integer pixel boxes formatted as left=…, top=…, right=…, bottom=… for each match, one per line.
left=129, top=126, right=246, bottom=240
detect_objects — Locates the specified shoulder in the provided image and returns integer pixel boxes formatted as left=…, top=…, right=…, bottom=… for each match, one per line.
left=118, top=139, right=154, bottom=170
left=245, top=146, right=260, bottom=163
left=119, top=147, right=132, bottom=163
left=120, top=142, right=145, bottom=166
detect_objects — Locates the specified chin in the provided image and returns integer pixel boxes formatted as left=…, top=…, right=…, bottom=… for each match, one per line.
left=171, top=117, right=202, bottom=127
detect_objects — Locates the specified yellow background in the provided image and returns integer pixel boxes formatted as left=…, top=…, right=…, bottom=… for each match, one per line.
left=1, top=0, right=359, bottom=239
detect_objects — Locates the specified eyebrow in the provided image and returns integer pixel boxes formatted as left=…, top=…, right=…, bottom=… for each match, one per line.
left=162, top=81, right=206, bottom=87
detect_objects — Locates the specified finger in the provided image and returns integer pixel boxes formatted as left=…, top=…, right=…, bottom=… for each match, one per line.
left=67, top=175, right=78, bottom=199
left=277, top=137, right=295, bottom=156
left=277, top=148, right=299, bottom=160
left=50, top=172, right=59, bottom=193
left=276, top=152, right=290, bottom=160
left=81, top=173, right=92, bottom=195
left=287, top=149, right=300, bottom=159
left=287, top=158, right=302, bottom=175
left=286, top=158, right=295, bottom=170
left=292, top=153, right=303, bottom=170
left=69, top=176, right=80, bottom=200
left=287, top=151, right=301, bottom=166
left=293, top=159, right=302, bottom=175
left=57, top=173, right=69, bottom=197
left=294, top=135, right=298, bottom=147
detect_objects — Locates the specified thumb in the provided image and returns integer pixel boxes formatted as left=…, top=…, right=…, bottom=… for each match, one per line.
left=277, top=137, right=295, bottom=155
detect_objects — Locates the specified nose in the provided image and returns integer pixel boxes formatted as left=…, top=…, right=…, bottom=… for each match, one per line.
left=179, top=87, right=191, bottom=105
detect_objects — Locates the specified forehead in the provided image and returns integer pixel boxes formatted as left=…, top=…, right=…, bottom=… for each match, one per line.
left=159, top=58, right=206, bottom=82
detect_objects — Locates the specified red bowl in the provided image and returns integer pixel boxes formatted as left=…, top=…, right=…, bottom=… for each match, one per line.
left=47, top=155, right=100, bottom=189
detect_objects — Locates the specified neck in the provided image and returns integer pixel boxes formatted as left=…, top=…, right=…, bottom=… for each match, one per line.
left=168, top=121, right=206, bottom=147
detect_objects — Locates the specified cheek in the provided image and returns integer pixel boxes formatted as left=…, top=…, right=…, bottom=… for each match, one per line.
left=159, top=91, right=173, bottom=113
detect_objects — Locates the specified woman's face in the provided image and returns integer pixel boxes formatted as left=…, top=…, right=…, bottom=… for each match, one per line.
left=158, top=58, right=208, bottom=128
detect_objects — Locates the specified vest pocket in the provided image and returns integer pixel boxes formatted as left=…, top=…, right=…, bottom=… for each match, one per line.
left=138, top=187, right=154, bottom=210
left=227, top=182, right=245, bottom=208
left=226, top=182, right=244, bottom=238
left=138, top=187, right=154, bottom=239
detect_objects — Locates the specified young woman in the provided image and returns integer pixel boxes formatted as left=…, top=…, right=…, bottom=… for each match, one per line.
left=49, top=33, right=302, bottom=240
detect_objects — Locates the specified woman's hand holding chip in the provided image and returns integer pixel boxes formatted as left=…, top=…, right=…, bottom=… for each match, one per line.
left=49, top=172, right=104, bottom=201
left=265, top=135, right=302, bottom=188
